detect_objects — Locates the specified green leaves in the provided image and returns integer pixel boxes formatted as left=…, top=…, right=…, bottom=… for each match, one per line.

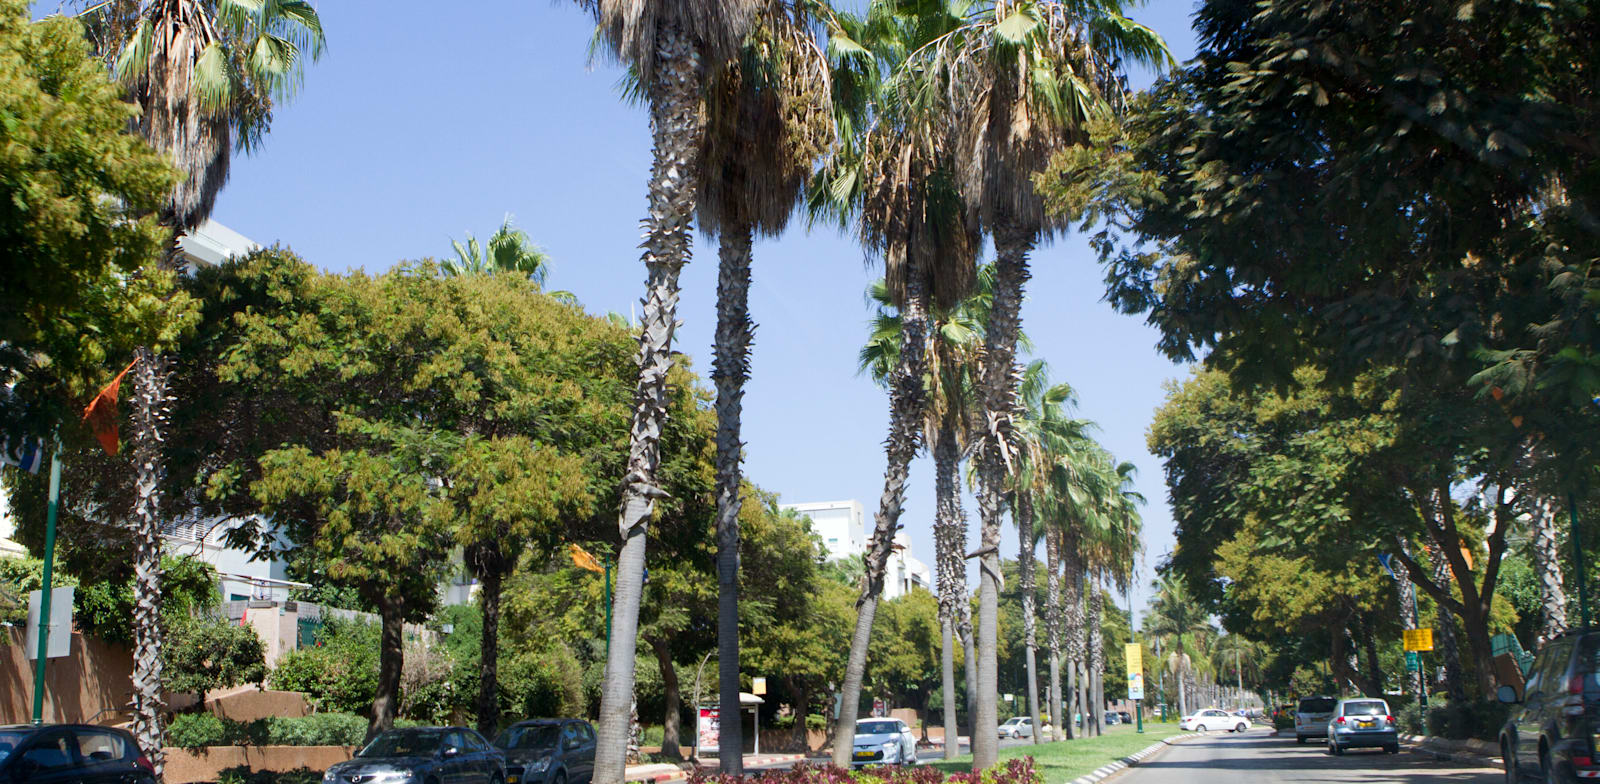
left=993, top=8, right=1036, bottom=44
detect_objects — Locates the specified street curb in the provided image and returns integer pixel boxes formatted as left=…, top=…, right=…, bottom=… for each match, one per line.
left=1398, top=734, right=1501, bottom=770
left=1064, top=733, right=1200, bottom=784
left=629, top=753, right=810, bottom=783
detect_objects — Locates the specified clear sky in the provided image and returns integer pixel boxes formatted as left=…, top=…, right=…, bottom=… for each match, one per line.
left=201, top=1, right=1202, bottom=628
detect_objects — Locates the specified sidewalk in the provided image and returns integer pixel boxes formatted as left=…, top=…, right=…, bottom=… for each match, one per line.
left=1399, top=733, right=1501, bottom=768
left=624, top=752, right=811, bottom=782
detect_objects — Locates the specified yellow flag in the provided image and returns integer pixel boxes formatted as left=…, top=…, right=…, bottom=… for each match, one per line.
left=570, top=544, right=605, bottom=574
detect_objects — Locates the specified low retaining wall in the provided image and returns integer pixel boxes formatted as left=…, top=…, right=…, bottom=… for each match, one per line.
left=163, top=745, right=356, bottom=784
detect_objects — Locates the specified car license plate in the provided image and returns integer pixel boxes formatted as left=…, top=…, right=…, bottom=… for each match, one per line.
left=854, top=751, right=874, bottom=759
left=1357, top=720, right=1374, bottom=729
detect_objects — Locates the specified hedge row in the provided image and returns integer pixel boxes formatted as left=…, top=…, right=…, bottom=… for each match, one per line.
left=167, top=712, right=419, bottom=749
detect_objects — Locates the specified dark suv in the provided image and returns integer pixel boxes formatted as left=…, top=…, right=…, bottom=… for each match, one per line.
left=0, top=724, right=154, bottom=784
left=1499, top=630, right=1600, bottom=782
left=494, top=719, right=596, bottom=784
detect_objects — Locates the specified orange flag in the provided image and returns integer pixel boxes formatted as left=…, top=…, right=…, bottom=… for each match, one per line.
left=569, top=543, right=605, bottom=574
left=81, top=357, right=138, bottom=456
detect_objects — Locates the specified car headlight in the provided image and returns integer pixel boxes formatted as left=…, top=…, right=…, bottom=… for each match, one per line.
left=527, top=756, right=553, bottom=773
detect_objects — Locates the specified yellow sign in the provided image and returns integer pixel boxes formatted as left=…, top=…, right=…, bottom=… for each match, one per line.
left=752, top=677, right=767, bottom=695
left=1403, top=628, right=1434, bottom=652
left=1125, top=643, right=1143, bottom=673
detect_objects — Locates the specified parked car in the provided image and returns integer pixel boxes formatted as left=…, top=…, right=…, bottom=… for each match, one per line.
left=1325, top=698, right=1399, bottom=756
left=851, top=718, right=917, bottom=767
left=0, top=723, right=154, bottom=784
left=1499, top=629, right=1600, bottom=782
left=323, top=726, right=505, bottom=784
left=997, top=717, right=1035, bottom=739
left=495, top=719, right=596, bottom=784
left=1117, top=711, right=1133, bottom=724
left=1179, top=709, right=1249, bottom=733
left=1294, top=696, right=1338, bottom=744
left=1106, top=713, right=1121, bottom=726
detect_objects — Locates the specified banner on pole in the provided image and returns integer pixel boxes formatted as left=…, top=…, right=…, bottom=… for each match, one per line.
left=697, top=707, right=720, bottom=753
left=1125, top=643, right=1145, bottom=700
left=25, top=586, right=74, bottom=660
left=1127, top=671, right=1145, bottom=701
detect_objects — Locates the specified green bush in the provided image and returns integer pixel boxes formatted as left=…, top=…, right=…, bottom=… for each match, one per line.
left=167, top=712, right=372, bottom=748
left=1398, top=702, right=1427, bottom=735
left=217, top=767, right=322, bottom=784
left=265, top=713, right=368, bottom=747
left=1424, top=699, right=1508, bottom=741
left=269, top=618, right=380, bottom=714
left=168, top=713, right=229, bottom=749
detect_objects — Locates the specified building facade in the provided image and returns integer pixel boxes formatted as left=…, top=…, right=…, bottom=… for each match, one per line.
left=780, top=499, right=931, bottom=600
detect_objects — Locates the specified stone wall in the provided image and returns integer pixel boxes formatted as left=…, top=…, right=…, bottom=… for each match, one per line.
left=163, top=745, right=356, bottom=784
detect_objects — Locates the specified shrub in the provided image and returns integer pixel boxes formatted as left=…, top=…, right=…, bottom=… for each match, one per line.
left=168, top=713, right=228, bottom=749
left=167, top=712, right=371, bottom=748
left=217, top=767, right=323, bottom=784
left=269, top=618, right=380, bottom=714
left=1398, top=701, right=1427, bottom=735
left=1425, top=699, right=1509, bottom=741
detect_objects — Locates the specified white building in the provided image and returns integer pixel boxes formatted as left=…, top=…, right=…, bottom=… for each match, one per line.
left=781, top=499, right=932, bottom=600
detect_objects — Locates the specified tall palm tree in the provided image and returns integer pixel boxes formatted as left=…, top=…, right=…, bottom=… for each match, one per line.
left=107, top=0, right=324, bottom=770
left=1012, top=360, right=1092, bottom=744
left=1145, top=576, right=1211, bottom=717
left=575, top=0, right=760, bottom=778
left=860, top=272, right=986, bottom=759
left=1210, top=634, right=1263, bottom=707
left=912, top=2, right=1168, bottom=765
left=815, top=1, right=980, bottom=766
left=444, top=215, right=553, bottom=282
left=696, top=3, right=833, bottom=770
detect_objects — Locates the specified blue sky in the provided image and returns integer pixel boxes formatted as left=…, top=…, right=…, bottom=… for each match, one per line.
left=203, top=1, right=1202, bottom=626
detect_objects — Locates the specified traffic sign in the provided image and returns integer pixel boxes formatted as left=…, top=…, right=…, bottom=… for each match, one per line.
left=1405, top=651, right=1420, bottom=672
left=1403, top=628, right=1434, bottom=651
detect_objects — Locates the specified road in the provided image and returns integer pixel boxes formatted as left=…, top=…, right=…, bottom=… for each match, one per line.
left=1115, top=728, right=1501, bottom=783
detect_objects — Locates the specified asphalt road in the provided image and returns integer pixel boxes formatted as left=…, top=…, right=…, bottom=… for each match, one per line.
left=1115, top=728, right=1502, bottom=783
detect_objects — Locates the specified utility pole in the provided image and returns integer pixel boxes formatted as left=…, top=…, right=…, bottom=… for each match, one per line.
left=30, top=449, right=62, bottom=724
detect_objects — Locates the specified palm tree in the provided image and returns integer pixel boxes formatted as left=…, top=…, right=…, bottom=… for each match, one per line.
left=912, top=2, right=1168, bottom=764
left=1012, top=360, right=1092, bottom=744
left=444, top=216, right=552, bottom=282
left=1145, top=576, right=1211, bottom=717
left=107, top=0, right=324, bottom=769
left=1210, top=634, right=1263, bottom=709
left=575, top=0, right=760, bottom=778
left=696, top=3, right=833, bottom=770
left=815, top=1, right=981, bottom=767
left=860, top=273, right=986, bottom=759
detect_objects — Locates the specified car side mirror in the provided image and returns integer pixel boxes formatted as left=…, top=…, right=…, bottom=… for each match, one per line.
left=1497, top=685, right=1520, bottom=704
left=442, top=746, right=462, bottom=758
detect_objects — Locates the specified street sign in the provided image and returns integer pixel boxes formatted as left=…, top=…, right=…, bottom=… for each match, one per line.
left=1405, top=651, right=1420, bottom=672
left=752, top=677, right=767, bottom=695
left=1403, top=628, right=1435, bottom=651
left=25, top=586, right=73, bottom=660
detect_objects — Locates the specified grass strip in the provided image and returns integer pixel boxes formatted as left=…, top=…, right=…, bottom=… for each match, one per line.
left=927, top=723, right=1184, bottom=783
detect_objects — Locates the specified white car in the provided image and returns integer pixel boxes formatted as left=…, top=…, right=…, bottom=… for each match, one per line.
left=1179, top=708, right=1250, bottom=733
left=998, top=716, right=1034, bottom=739
left=851, top=718, right=917, bottom=767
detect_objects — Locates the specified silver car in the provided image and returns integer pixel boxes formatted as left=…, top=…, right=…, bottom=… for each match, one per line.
left=1325, top=698, right=1400, bottom=755
left=850, top=718, right=916, bottom=767
left=1294, top=696, right=1337, bottom=744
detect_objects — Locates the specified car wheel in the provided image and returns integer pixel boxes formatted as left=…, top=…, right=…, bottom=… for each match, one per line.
left=1297, top=735, right=1306, bottom=745
left=1196, top=724, right=1207, bottom=733
left=1333, top=742, right=1344, bottom=756
left=1503, top=740, right=1518, bottom=784
left=555, top=770, right=568, bottom=784
left=1386, top=744, right=1399, bottom=754
left=1236, top=723, right=1247, bottom=733
left=491, top=776, right=505, bottom=784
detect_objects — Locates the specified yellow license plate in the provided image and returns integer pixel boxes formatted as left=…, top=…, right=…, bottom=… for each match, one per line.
left=1357, top=721, right=1373, bottom=728
left=854, top=752, right=874, bottom=759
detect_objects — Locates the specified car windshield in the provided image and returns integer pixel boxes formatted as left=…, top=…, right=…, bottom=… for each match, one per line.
left=1342, top=701, right=1387, bottom=716
left=1002, top=718, right=1022, bottom=725
left=0, top=731, right=27, bottom=763
left=858, top=721, right=899, bottom=734
left=1298, top=698, right=1336, bottom=713
left=359, top=730, right=444, bottom=758
left=496, top=725, right=559, bottom=751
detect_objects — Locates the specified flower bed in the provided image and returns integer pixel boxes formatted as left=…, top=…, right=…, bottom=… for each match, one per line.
left=689, top=757, right=1042, bottom=784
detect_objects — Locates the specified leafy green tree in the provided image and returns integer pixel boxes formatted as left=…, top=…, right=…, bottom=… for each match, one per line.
left=868, top=590, right=941, bottom=738
left=163, top=613, right=267, bottom=712
left=574, top=0, right=761, bottom=772
left=0, top=1, right=179, bottom=438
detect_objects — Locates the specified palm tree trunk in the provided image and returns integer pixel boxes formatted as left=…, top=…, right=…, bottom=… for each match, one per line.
left=1017, top=495, right=1041, bottom=745
left=1088, top=589, right=1103, bottom=736
left=1062, top=539, right=1084, bottom=740
left=1046, top=528, right=1062, bottom=742
left=593, top=23, right=707, bottom=784
left=650, top=637, right=683, bottom=761
left=933, top=415, right=968, bottom=760
left=368, top=596, right=405, bottom=743
left=832, top=255, right=930, bottom=768
left=973, top=227, right=1034, bottom=769
left=475, top=560, right=505, bottom=736
left=1530, top=494, right=1569, bottom=644
left=712, top=223, right=755, bottom=774
left=129, top=347, right=168, bottom=778
left=962, top=614, right=978, bottom=740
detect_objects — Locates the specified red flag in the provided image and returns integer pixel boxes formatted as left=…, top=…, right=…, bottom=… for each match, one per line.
left=81, top=357, right=138, bottom=456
